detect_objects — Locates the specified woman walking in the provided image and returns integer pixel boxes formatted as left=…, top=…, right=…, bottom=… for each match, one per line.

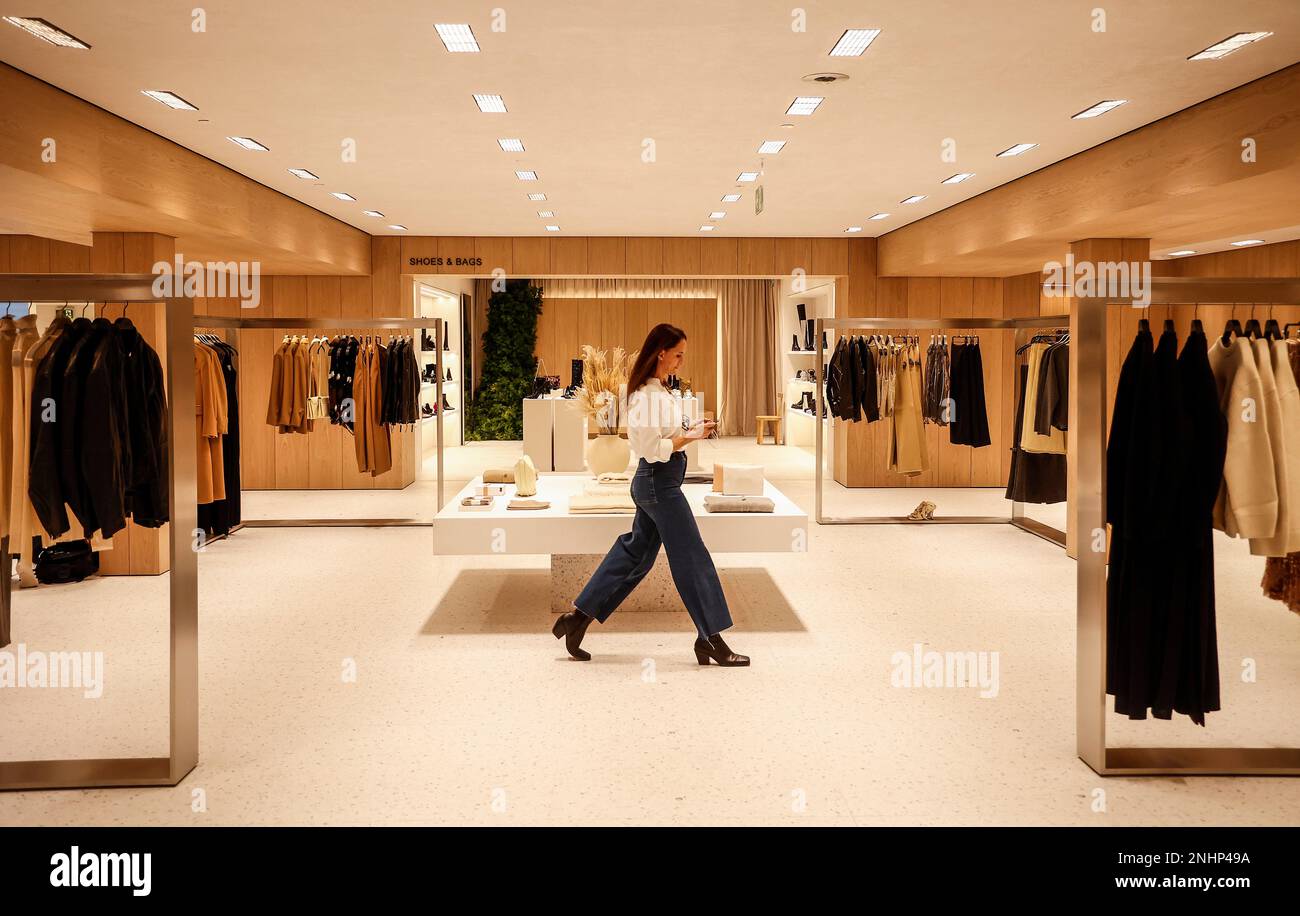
left=552, top=323, right=749, bottom=667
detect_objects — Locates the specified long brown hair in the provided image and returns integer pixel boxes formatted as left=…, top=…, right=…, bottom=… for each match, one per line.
left=626, top=323, right=687, bottom=395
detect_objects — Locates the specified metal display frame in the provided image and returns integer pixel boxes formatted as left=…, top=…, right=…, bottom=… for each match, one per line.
left=192, top=314, right=445, bottom=521
left=813, top=315, right=1070, bottom=547
left=1074, top=276, right=1300, bottom=776
left=0, top=275, right=198, bottom=791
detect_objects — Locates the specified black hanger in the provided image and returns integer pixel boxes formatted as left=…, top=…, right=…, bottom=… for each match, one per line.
left=1222, top=305, right=1243, bottom=345
left=1163, top=318, right=1176, bottom=333
left=1137, top=317, right=1150, bottom=333
left=1243, top=317, right=1263, bottom=339
left=1190, top=303, right=1203, bottom=335
left=1264, top=318, right=1283, bottom=340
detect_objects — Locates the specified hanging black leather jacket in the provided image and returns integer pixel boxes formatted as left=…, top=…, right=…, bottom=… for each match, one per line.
left=826, top=336, right=852, bottom=420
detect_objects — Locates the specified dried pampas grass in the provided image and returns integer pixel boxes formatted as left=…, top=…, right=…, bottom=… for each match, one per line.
left=578, top=344, right=638, bottom=433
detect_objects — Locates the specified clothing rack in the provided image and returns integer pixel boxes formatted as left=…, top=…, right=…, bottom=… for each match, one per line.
left=813, top=315, right=1070, bottom=547
left=1070, top=276, right=1300, bottom=777
left=192, top=315, right=445, bottom=522
left=0, top=274, right=198, bottom=791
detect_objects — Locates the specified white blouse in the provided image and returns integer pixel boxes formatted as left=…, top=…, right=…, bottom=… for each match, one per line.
left=626, top=378, right=684, bottom=463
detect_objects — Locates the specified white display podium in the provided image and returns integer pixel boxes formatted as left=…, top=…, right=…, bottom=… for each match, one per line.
left=434, top=474, right=808, bottom=614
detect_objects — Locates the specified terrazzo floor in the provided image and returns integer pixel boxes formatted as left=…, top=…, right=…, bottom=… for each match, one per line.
left=2, top=439, right=1299, bottom=825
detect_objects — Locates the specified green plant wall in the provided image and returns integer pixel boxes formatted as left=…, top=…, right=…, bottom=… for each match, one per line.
left=465, top=280, right=543, bottom=441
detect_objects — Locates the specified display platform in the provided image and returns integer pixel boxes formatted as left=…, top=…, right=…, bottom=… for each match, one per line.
left=434, top=473, right=809, bottom=613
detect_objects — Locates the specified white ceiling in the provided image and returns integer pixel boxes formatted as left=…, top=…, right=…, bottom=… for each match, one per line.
left=3, top=0, right=1299, bottom=241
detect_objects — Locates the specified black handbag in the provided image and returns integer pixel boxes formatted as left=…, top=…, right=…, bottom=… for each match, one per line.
left=533, top=359, right=560, bottom=397
left=35, top=540, right=99, bottom=585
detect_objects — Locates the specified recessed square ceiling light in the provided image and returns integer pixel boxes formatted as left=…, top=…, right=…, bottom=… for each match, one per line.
left=868, top=212, right=890, bottom=220
left=828, top=28, right=881, bottom=56
left=3, top=16, right=90, bottom=48
left=900, top=195, right=927, bottom=204
left=845, top=227, right=863, bottom=233
left=388, top=225, right=407, bottom=231
left=527, top=193, right=547, bottom=201
left=287, top=168, right=319, bottom=180
left=142, top=89, right=198, bottom=111
left=699, top=225, right=715, bottom=232
left=1071, top=99, right=1127, bottom=119
left=737, top=171, right=760, bottom=182
left=362, top=210, right=384, bottom=218
left=1231, top=239, right=1265, bottom=246
left=1167, top=250, right=1196, bottom=256
left=996, top=143, right=1038, bottom=158
left=498, top=138, right=525, bottom=152
left=709, top=211, right=726, bottom=220
left=330, top=192, right=356, bottom=201
left=537, top=210, right=555, bottom=218
left=545, top=225, right=561, bottom=232
left=721, top=194, right=741, bottom=202
left=1189, top=31, right=1273, bottom=61
left=941, top=172, right=975, bottom=184
left=757, top=140, right=786, bottom=154
left=435, top=23, right=480, bottom=52
left=515, top=170, right=538, bottom=181
left=227, top=136, right=269, bottom=151
left=785, top=96, right=824, bottom=116
left=474, top=93, right=507, bottom=113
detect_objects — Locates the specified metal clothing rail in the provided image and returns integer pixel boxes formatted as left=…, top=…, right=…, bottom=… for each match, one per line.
left=813, top=315, right=1070, bottom=547
left=193, top=314, right=445, bottom=519
left=1074, top=277, right=1300, bottom=776
left=0, top=274, right=198, bottom=791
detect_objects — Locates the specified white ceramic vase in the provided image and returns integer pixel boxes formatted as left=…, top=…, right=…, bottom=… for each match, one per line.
left=586, top=433, right=631, bottom=476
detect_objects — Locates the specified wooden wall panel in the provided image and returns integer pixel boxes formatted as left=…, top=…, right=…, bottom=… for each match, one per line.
left=550, top=237, right=588, bottom=275
left=774, top=238, right=813, bottom=277
left=600, top=298, right=625, bottom=355
left=513, top=237, right=550, bottom=275
left=625, top=238, right=663, bottom=275
left=737, top=238, right=775, bottom=275
left=474, top=237, right=514, bottom=275
left=587, top=238, right=626, bottom=274
left=662, top=238, right=700, bottom=275
left=812, top=238, right=849, bottom=277
left=699, top=238, right=738, bottom=276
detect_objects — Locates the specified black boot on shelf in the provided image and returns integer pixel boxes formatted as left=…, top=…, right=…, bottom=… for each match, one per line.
left=804, top=320, right=815, bottom=352
left=441, top=393, right=454, bottom=412
left=445, top=366, right=452, bottom=382
left=422, top=329, right=435, bottom=350
left=791, top=333, right=801, bottom=352
left=694, top=633, right=750, bottom=667
left=552, top=609, right=594, bottom=661
left=422, top=403, right=434, bottom=418
left=443, top=320, right=450, bottom=351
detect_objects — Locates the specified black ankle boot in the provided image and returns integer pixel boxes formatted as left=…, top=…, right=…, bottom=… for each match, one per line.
left=552, top=610, right=593, bottom=661
left=694, top=633, right=749, bottom=667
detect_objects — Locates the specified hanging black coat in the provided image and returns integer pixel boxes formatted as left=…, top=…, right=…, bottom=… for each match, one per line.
left=854, top=336, right=879, bottom=422
left=826, top=336, right=851, bottom=420
left=1106, top=326, right=1224, bottom=726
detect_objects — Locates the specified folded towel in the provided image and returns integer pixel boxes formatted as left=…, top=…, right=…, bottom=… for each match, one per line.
left=583, top=482, right=631, bottom=497
left=704, top=494, right=775, bottom=513
left=569, top=492, right=636, bottom=513
left=508, top=499, right=551, bottom=510
left=483, top=468, right=516, bottom=484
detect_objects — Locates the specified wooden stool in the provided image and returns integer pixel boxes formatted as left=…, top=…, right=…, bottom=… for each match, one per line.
left=756, top=393, right=784, bottom=445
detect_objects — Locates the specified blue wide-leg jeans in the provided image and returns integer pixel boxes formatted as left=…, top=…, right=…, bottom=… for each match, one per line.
left=574, top=452, right=733, bottom=638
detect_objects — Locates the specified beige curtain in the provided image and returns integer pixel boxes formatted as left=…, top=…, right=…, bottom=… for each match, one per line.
left=536, top=278, right=716, bottom=299
left=718, top=279, right=779, bottom=436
